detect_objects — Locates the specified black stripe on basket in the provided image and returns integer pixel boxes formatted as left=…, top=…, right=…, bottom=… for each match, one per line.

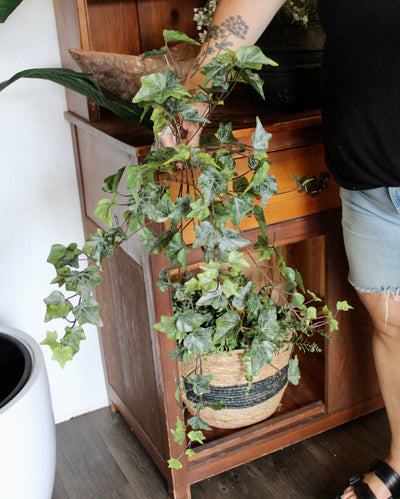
left=184, top=364, right=289, bottom=409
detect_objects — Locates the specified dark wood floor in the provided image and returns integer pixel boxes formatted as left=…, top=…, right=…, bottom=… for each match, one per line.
left=52, top=407, right=390, bottom=499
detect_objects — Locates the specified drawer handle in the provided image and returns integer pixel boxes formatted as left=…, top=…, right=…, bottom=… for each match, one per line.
left=294, top=172, right=330, bottom=197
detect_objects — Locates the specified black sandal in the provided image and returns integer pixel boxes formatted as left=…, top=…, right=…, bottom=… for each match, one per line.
left=334, top=459, right=400, bottom=499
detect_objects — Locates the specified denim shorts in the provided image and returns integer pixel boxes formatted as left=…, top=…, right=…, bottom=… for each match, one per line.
left=340, top=186, right=400, bottom=294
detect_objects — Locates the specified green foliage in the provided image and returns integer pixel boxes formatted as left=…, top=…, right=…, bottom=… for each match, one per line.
left=0, top=0, right=23, bottom=22
left=0, top=68, right=152, bottom=128
left=41, top=30, right=349, bottom=467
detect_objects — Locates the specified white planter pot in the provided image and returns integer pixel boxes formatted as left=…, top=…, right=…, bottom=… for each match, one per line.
left=0, top=325, right=56, bottom=499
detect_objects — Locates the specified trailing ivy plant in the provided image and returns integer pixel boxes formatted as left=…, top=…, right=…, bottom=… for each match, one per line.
left=40, top=29, right=351, bottom=469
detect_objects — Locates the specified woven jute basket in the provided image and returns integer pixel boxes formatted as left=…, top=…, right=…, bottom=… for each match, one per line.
left=179, top=345, right=292, bottom=429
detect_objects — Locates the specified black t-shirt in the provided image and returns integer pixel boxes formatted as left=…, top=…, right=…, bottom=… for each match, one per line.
left=318, top=0, right=400, bottom=189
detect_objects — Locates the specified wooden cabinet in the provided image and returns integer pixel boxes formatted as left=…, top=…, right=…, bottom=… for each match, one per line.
left=54, top=2, right=383, bottom=497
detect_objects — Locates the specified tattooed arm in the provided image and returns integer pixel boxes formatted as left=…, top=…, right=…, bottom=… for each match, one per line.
left=160, top=0, right=286, bottom=146
left=186, top=0, right=286, bottom=92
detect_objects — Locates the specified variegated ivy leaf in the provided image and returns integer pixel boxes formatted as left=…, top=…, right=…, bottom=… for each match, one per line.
left=157, top=267, right=172, bottom=292
left=154, top=315, right=184, bottom=341
left=251, top=117, right=272, bottom=151
left=193, top=221, right=221, bottom=249
left=183, top=327, right=214, bottom=355
left=253, top=205, right=267, bottom=236
left=164, top=232, right=190, bottom=268
left=47, top=243, right=81, bottom=270
left=83, top=230, right=115, bottom=270
left=198, top=166, right=230, bottom=205
left=288, top=355, right=301, bottom=385
left=187, top=198, right=210, bottom=221
left=197, top=269, right=218, bottom=292
left=185, top=373, right=213, bottom=396
left=217, top=122, right=238, bottom=144
left=44, top=291, right=73, bottom=322
left=232, top=281, right=253, bottom=310
left=214, top=310, right=241, bottom=345
left=65, top=266, right=102, bottom=299
left=250, top=336, right=275, bottom=373
left=72, top=296, right=103, bottom=327
left=60, top=326, right=86, bottom=355
left=169, top=194, right=192, bottom=223
left=229, top=193, right=254, bottom=226
left=259, top=174, right=278, bottom=208
left=176, top=310, right=211, bottom=333
left=257, top=307, right=279, bottom=340
left=221, top=277, right=239, bottom=298
left=227, top=250, right=250, bottom=274
left=187, top=416, right=212, bottom=431
left=196, top=286, right=227, bottom=309
left=219, top=228, right=249, bottom=252
left=138, top=227, right=164, bottom=254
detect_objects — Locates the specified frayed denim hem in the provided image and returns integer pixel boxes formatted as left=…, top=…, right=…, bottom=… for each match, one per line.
left=349, top=280, right=400, bottom=325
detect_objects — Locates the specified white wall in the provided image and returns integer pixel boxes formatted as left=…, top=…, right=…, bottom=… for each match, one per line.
left=0, top=0, right=108, bottom=422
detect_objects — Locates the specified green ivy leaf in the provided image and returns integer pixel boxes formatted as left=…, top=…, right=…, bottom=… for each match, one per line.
left=187, top=198, right=210, bottom=221
left=167, top=458, right=183, bottom=470
left=253, top=205, right=267, bottom=236
left=51, top=345, right=74, bottom=369
left=44, top=291, right=72, bottom=322
left=187, top=430, right=206, bottom=445
left=227, top=250, right=250, bottom=275
left=102, top=166, right=125, bottom=193
left=41, top=330, right=59, bottom=350
left=141, top=47, right=167, bottom=60
left=240, top=68, right=265, bottom=99
left=163, top=29, right=201, bottom=45
left=94, top=196, right=116, bottom=226
left=336, top=300, right=354, bottom=311
left=132, top=69, right=190, bottom=105
left=236, top=45, right=278, bottom=70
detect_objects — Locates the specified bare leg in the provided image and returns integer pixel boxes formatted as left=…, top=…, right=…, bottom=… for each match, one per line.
left=341, top=291, right=400, bottom=499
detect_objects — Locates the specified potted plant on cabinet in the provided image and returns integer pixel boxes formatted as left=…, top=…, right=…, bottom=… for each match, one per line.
left=37, top=30, right=350, bottom=468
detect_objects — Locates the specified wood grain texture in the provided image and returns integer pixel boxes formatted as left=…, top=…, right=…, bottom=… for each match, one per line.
left=53, top=406, right=391, bottom=499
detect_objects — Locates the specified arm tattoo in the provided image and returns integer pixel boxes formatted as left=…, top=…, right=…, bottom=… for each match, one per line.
left=190, top=15, right=249, bottom=78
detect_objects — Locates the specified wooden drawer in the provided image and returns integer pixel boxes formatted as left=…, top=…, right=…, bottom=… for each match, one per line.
left=239, top=141, right=340, bottom=230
